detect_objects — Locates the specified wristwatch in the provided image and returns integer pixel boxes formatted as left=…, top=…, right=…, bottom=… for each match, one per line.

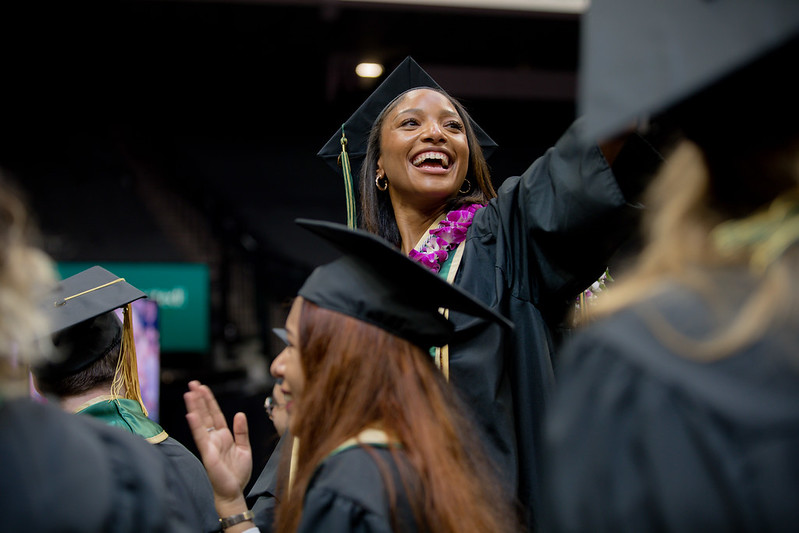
left=219, top=509, right=255, bottom=530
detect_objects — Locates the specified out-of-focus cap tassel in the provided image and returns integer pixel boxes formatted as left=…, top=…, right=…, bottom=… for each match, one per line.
left=111, top=303, right=147, bottom=416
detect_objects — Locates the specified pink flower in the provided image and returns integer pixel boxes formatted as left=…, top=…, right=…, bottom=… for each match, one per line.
left=409, top=204, right=484, bottom=274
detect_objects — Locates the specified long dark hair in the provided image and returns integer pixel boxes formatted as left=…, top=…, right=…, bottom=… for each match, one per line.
left=359, top=88, right=496, bottom=247
left=274, top=299, right=520, bottom=533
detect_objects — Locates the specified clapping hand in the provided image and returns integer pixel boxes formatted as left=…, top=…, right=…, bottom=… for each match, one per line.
left=184, top=380, right=253, bottom=509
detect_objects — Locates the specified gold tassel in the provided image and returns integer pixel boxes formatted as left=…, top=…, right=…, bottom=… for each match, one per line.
left=289, top=436, right=299, bottom=494
left=712, top=190, right=799, bottom=273
left=110, top=303, right=148, bottom=416
left=337, top=127, right=357, bottom=229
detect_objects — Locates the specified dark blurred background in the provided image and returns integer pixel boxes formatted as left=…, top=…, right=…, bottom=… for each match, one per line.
left=0, top=0, right=583, bottom=490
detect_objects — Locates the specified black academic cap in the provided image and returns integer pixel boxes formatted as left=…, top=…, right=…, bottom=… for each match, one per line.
left=317, top=57, right=498, bottom=226
left=34, top=265, right=146, bottom=381
left=579, top=0, right=799, bottom=142
left=295, top=218, right=513, bottom=349
left=272, top=327, right=289, bottom=346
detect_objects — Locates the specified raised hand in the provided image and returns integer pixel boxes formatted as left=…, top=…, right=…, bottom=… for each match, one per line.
left=184, top=380, right=253, bottom=509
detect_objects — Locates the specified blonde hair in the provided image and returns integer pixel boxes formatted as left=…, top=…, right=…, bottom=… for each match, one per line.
left=0, top=175, right=57, bottom=395
left=586, top=139, right=799, bottom=360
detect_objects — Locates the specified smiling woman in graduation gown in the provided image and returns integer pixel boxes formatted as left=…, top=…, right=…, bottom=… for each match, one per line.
left=314, top=57, right=666, bottom=531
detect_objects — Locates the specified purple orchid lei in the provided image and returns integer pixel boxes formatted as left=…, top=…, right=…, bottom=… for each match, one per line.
left=408, top=203, right=484, bottom=274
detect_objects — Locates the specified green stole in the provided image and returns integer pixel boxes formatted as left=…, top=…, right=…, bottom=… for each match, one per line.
left=76, top=395, right=168, bottom=444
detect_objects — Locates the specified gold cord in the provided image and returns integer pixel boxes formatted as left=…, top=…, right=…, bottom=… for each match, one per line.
left=55, top=277, right=126, bottom=307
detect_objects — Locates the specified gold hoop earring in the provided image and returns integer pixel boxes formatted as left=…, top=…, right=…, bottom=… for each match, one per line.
left=375, top=171, right=389, bottom=192
left=459, top=178, right=471, bottom=195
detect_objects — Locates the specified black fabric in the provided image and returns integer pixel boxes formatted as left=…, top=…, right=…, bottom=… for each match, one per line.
left=248, top=430, right=289, bottom=529
left=443, top=116, right=649, bottom=530
left=296, top=218, right=513, bottom=349
left=157, top=436, right=220, bottom=533
left=579, top=0, right=799, bottom=142
left=543, top=276, right=799, bottom=532
left=43, top=265, right=146, bottom=334
left=0, top=398, right=200, bottom=532
left=35, top=312, right=122, bottom=380
left=35, top=265, right=146, bottom=379
left=297, top=446, right=420, bottom=533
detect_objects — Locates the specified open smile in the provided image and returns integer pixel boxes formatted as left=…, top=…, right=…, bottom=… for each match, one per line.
left=412, top=150, right=451, bottom=170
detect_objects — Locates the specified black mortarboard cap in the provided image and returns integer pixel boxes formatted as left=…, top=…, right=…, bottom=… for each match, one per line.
left=43, top=266, right=146, bottom=339
left=34, top=266, right=148, bottom=412
left=295, top=218, right=512, bottom=349
left=317, top=57, right=498, bottom=227
left=272, top=327, right=289, bottom=346
left=579, top=0, right=799, bottom=142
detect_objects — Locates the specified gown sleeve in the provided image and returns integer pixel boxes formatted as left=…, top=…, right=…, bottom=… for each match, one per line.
left=473, top=118, right=658, bottom=309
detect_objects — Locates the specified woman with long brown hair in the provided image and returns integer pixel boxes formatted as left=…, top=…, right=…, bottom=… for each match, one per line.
left=185, top=219, right=520, bottom=533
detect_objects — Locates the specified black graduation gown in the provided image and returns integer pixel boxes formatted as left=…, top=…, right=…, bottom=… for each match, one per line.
left=157, top=436, right=220, bottom=533
left=248, top=431, right=289, bottom=532
left=0, top=398, right=201, bottom=532
left=446, top=118, right=655, bottom=529
left=297, top=446, right=419, bottom=533
left=543, top=278, right=799, bottom=532
left=79, top=396, right=219, bottom=532
left=246, top=119, right=659, bottom=531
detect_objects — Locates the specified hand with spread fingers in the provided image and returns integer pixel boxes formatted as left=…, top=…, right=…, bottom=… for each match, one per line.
left=184, top=380, right=253, bottom=516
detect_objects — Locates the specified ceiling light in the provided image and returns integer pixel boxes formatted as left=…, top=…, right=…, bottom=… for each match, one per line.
left=356, top=63, right=385, bottom=78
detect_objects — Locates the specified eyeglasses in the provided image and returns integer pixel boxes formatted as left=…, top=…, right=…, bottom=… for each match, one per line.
left=264, top=396, right=284, bottom=417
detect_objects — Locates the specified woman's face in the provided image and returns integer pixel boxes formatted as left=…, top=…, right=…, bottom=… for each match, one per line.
left=269, top=298, right=305, bottom=416
left=377, top=89, right=470, bottom=210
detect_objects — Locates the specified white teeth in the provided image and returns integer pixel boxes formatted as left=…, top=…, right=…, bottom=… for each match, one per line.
left=412, top=152, right=450, bottom=167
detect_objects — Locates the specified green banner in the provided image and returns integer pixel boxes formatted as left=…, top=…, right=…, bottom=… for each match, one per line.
left=56, top=262, right=209, bottom=353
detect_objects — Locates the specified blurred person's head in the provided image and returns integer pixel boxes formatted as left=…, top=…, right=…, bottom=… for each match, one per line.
left=583, top=21, right=799, bottom=358
left=0, top=172, right=56, bottom=397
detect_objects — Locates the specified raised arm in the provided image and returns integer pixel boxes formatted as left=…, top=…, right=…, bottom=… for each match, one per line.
left=184, top=380, right=257, bottom=533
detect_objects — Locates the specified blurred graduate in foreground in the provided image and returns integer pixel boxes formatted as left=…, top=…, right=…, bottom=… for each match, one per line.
left=543, top=1, right=799, bottom=531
